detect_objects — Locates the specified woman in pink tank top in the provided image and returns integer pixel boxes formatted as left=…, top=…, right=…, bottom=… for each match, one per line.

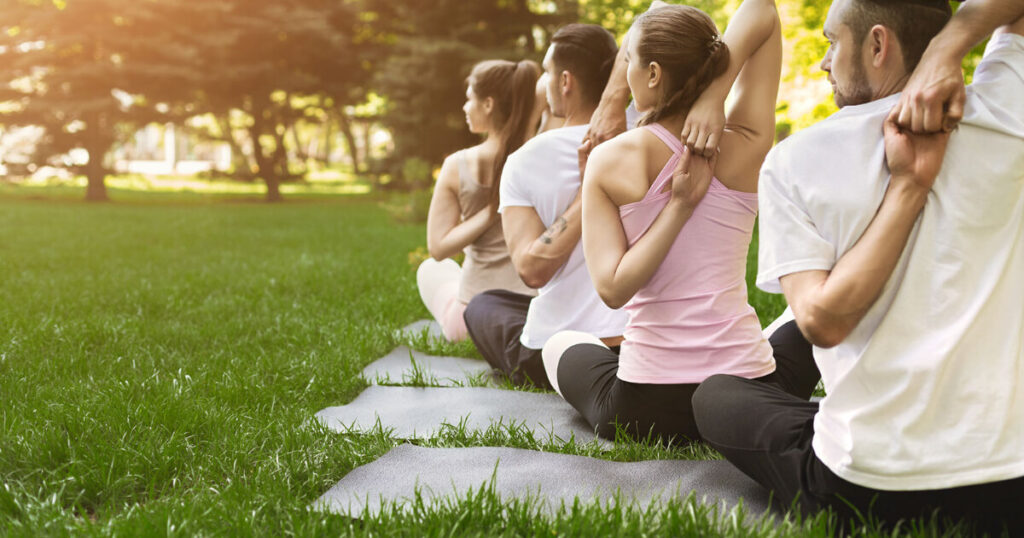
left=541, top=2, right=818, bottom=443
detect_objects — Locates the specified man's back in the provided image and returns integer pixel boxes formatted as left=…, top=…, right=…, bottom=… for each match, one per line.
left=757, top=33, right=1024, bottom=490
left=499, top=125, right=628, bottom=349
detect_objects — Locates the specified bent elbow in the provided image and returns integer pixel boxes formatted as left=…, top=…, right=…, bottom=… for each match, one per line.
left=516, top=260, right=556, bottom=289
left=594, top=283, right=628, bottom=310
left=796, top=313, right=848, bottom=349
left=519, top=270, right=549, bottom=290
left=427, top=245, right=448, bottom=262
left=598, top=291, right=627, bottom=310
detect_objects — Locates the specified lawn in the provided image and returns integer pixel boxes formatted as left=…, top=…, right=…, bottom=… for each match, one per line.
left=0, top=190, right=952, bottom=536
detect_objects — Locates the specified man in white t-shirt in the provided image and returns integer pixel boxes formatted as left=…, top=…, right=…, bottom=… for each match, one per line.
left=463, top=24, right=628, bottom=389
left=692, top=0, right=1024, bottom=533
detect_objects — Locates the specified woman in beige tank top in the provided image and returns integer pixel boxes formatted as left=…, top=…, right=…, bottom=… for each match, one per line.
left=417, top=59, right=555, bottom=342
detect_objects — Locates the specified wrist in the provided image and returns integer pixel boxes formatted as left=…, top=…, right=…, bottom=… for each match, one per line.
left=886, top=178, right=930, bottom=207
left=667, top=196, right=698, bottom=215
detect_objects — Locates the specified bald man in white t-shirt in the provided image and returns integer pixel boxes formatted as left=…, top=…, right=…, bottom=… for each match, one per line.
left=692, top=0, right=1024, bottom=533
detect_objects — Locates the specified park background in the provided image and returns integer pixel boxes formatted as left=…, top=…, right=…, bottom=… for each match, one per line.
left=0, top=0, right=983, bottom=535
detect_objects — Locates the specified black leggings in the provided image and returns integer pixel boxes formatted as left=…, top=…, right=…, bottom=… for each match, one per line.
left=692, top=374, right=1024, bottom=535
left=557, top=321, right=818, bottom=444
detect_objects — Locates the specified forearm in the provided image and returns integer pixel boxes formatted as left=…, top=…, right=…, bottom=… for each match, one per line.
left=597, top=32, right=632, bottom=112
left=428, top=209, right=495, bottom=260
left=515, top=197, right=583, bottom=288
left=929, top=0, right=1024, bottom=60
left=703, top=0, right=779, bottom=102
left=795, top=183, right=928, bottom=347
left=596, top=200, right=693, bottom=308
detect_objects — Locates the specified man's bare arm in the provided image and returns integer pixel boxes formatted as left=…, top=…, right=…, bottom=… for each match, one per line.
left=781, top=112, right=951, bottom=348
left=582, top=1, right=672, bottom=153
left=502, top=195, right=583, bottom=289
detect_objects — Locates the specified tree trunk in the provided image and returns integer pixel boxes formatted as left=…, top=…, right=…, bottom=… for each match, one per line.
left=83, top=133, right=110, bottom=202
left=248, top=113, right=283, bottom=203
left=218, top=114, right=252, bottom=177
left=320, top=118, right=333, bottom=165
left=84, top=169, right=108, bottom=202
left=290, top=123, right=307, bottom=161
left=272, top=125, right=291, bottom=181
left=338, top=112, right=361, bottom=173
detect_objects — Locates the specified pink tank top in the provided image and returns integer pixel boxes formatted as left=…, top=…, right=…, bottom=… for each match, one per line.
left=616, top=123, right=775, bottom=384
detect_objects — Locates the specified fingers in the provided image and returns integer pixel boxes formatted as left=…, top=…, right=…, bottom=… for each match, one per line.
left=897, top=97, right=913, bottom=130
left=884, top=105, right=902, bottom=137
left=944, top=87, right=965, bottom=132
left=911, top=93, right=926, bottom=134
left=681, top=124, right=718, bottom=158
left=684, top=125, right=699, bottom=151
left=703, top=132, right=720, bottom=159
left=578, top=139, right=593, bottom=175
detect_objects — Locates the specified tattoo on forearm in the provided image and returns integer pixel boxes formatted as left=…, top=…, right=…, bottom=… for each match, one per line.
left=540, top=217, right=568, bottom=244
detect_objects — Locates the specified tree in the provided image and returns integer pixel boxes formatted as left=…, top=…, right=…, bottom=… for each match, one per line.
left=365, top=0, right=571, bottom=186
left=187, top=0, right=374, bottom=202
left=0, top=0, right=200, bottom=201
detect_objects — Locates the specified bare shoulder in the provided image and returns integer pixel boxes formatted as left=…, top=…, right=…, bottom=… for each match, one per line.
left=585, top=129, right=653, bottom=206
left=588, top=130, right=647, bottom=177
left=436, top=150, right=465, bottom=191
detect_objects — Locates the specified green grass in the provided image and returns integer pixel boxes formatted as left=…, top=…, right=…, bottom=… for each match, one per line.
left=0, top=191, right=961, bottom=536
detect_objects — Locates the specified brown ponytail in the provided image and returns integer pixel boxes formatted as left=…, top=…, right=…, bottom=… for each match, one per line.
left=468, top=59, right=541, bottom=209
left=632, top=6, right=730, bottom=127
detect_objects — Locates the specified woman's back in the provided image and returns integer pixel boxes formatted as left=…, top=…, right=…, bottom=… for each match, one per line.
left=455, top=147, right=534, bottom=302
left=612, top=123, right=772, bottom=384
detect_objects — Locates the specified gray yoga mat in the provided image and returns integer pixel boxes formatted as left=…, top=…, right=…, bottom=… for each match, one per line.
left=315, top=386, right=611, bottom=448
left=361, top=346, right=492, bottom=386
left=397, top=319, right=444, bottom=340
left=313, top=444, right=773, bottom=517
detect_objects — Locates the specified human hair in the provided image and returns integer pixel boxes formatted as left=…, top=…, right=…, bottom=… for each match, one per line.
left=550, top=24, right=619, bottom=107
left=843, top=0, right=955, bottom=73
left=631, top=5, right=730, bottom=127
left=468, top=59, right=541, bottom=208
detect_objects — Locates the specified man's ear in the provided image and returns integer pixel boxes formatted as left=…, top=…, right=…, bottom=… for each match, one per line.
left=560, top=70, right=573, bottom=97
left=868, top=24, right=902, bottom=70
left=648, top=61, right=663, bottom=89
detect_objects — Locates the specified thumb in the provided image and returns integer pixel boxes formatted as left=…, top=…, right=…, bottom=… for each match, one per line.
left=884, top=105, right=902, bottom=137
left=676, top=146, right=692, bottom=177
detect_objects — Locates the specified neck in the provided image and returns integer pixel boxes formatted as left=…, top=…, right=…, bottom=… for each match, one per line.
left=653, top=114, right=687, bottom=138
left=562, top=99, right=597, bottom=127
left=481, top=133, right=502, bottom=149
left=873, top=70, right=911, bottom=101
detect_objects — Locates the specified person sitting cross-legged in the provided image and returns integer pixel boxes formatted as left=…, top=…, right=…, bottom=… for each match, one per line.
left=463, top=24, right=629, bottom=389
left=692, top=0, right=1024, bottom=533
left=541, top=0, right=819, bottom=445
left=416, top=60, right=542, bottom=343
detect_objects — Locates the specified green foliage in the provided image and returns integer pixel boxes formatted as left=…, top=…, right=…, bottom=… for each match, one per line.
left=0, top=0, right=200, bottom=200
left=365, top=0, right=563, bottom=176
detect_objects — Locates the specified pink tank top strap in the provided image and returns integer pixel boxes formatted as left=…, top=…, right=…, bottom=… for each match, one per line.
left=641, top=123, right=684, bottom=201
left=645, top=123, right=684, bottom=153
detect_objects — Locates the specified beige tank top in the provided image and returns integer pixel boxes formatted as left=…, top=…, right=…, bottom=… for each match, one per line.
left=455, top=149, right=536, bottom=303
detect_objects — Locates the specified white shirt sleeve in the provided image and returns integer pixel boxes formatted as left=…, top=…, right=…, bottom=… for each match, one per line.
left=970, top=33, right=1024, bottom=117
left=498, top=152, right=533, bottom=213
left=756, top=148, right=838, bottom=294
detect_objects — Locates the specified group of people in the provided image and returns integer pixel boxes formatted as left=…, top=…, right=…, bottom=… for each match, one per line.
left=415, top=0, right=1024, bottom=532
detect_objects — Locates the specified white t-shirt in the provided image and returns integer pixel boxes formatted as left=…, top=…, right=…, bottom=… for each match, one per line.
left=499, top=124, right=628, bottom=349
left=757, top=33, right=1024, bottom=491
